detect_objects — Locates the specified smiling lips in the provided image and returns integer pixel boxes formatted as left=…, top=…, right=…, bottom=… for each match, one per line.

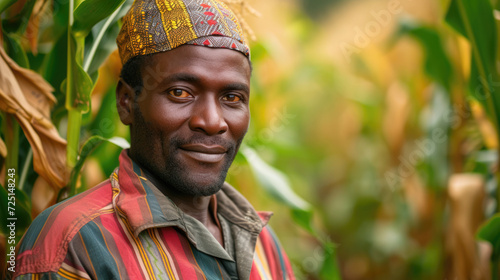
left=179, top=143, right=227, bottom=163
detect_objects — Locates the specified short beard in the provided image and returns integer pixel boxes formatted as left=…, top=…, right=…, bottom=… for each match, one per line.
left=159, top=134, right=239, bottom=197
left=131, top=105, right=242, bottom=197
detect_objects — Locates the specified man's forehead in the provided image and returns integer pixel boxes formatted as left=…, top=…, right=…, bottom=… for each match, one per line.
left=142, top=46, right=251, bottom=87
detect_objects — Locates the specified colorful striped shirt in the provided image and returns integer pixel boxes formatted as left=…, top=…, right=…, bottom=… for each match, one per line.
left=8, top=151, right=295, bottom=279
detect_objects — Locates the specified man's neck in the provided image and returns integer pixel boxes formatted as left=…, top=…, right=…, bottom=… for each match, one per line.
left=139, top=167, right=212, bottom=223
left=139, top=167, right=224, bottom=246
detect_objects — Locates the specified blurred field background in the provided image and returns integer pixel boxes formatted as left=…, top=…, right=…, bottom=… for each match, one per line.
left=1, top=0, right=500, bottom=279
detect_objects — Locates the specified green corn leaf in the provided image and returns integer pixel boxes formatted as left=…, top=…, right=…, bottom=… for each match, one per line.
left=68, top=136, right=129, bottom=197
left=72, top=0, right=126, bottom=37
left=446, top=0, right=496, bottom=56
left=1, top=0, right=36, bottom=34
left=291, top=208, right=315, bottom=235
left=65, top=34, right=94, bottom=112
left=477, top=213, right=500, bottom=259
left=395, top=20, right=453, bottom=90
left=3, top=33, right=29, bottom=69
left=319, top=241, right=341, bottom=280
left=83, top=21, right=120, bottom=75
left=445, top=0, right=499, bottom=120
left=83, top=0, right=131, bottom=74
left=0, top=0, right=16, bottom=14
left=240, top=146, right=310, bottom=211
left=72, top=64, right=93, bottom=111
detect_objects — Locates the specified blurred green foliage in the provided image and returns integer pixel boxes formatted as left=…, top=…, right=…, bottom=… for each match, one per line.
left=4, top=0, right=500, bottom=278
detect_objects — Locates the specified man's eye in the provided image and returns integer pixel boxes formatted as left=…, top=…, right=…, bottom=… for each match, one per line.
left=168, top=89, right=190, bottom=98
left=222, top=94, right=241, bottom=102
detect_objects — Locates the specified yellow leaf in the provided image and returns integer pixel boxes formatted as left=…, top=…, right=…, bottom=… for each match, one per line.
left=470, top=100, right=498, bottom=149
left=0, top=137, right=6, bottom=158
left=0, top=45, right=69, bottom=189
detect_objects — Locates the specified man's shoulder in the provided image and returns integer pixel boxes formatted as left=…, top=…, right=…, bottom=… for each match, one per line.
left=15, top=179, right=114, bottom=276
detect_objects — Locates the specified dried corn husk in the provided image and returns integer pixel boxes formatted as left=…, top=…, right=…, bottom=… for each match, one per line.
left=0, top=46, right=69, bottom=188
left=383, top=82, right=410, bottom=160
left=446, top=174, right=490, bottom=280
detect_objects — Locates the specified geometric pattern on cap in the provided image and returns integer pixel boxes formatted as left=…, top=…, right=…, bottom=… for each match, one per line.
left=116, top=0, right=250, bottom=65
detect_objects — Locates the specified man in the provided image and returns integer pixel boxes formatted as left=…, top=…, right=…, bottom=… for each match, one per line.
left=9, top=0, right=295, bottom=279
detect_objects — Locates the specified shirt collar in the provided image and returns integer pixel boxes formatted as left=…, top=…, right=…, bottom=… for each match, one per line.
left=111, top=149, right=272, bottom=237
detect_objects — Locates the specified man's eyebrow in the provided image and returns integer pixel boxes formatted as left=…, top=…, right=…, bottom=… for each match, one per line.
left=163, top=73, right=200, bottom=84
left=221, top=83, right=250, bottom=93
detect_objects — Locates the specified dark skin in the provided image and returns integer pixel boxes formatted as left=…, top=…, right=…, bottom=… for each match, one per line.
left=116, top=45, right=251, bottom=246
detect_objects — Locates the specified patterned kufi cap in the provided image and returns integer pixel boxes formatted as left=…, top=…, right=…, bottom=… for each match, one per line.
left=116, top=0, right=250, bottom=65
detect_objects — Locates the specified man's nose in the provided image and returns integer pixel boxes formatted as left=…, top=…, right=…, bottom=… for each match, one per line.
left=188, top=96, right=228, bottom=135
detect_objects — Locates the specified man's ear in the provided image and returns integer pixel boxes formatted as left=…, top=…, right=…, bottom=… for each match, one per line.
left=116, top=79, right=135, bottom=125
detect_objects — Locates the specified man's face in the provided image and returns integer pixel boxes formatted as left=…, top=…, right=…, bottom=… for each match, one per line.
left=118, top=45, right=251, bottom=197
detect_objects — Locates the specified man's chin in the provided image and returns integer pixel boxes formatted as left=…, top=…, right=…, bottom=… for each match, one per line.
left=164, top=170, right=227, bottom=197
left=165, top=153, right=233, bottom=196
left=176, top=181, right=224, bottom=197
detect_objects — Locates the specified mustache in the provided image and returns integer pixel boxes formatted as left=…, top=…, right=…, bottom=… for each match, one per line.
left=170, top=135, right=235, bottom=151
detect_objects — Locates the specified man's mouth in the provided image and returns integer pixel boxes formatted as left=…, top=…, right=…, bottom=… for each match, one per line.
left=179, top=143, right=228, bottom=163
